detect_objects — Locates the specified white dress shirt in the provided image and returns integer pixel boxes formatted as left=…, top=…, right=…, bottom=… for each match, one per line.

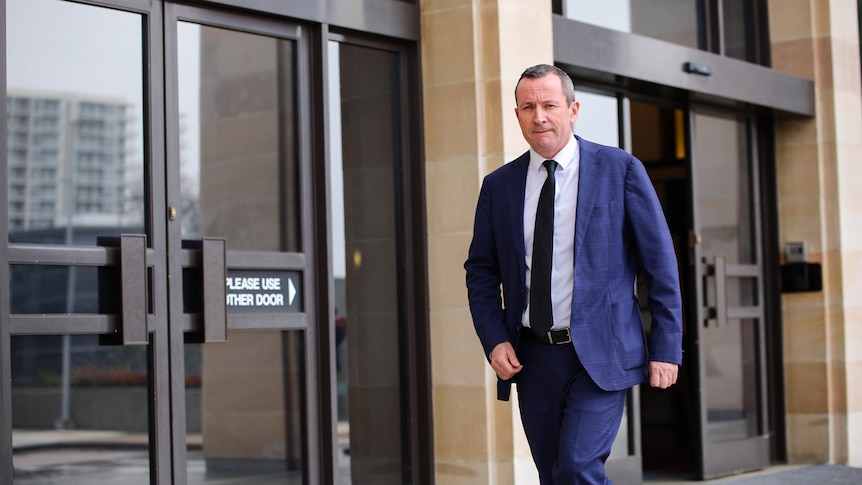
left=522, top=134, right=580, bottom=330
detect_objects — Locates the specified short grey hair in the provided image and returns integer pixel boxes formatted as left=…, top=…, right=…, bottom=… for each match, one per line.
left=515, top=64, right=576, bottom=106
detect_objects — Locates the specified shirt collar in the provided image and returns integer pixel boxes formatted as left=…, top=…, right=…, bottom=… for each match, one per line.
left=529, top=134, right=578, bottom=173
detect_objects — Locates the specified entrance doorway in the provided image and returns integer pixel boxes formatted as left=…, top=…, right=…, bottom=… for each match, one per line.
left=631, top=99, right=773, bottom=480
left=4, top=2, right=429, bottom=484
left=630, top=100, right=696, bottom=477
left=571, top=87, right=774, bottom=481
left=5, top=1, right=318, bottom=483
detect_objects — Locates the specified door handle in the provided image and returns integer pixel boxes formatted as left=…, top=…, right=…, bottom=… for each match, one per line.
left=202, top=237, right=228, bottom=343
left=120, top=234, right=148, bottom=345
left=704, top=256, right=763, bottom=327
left=704, top=256, right=727, bottom=327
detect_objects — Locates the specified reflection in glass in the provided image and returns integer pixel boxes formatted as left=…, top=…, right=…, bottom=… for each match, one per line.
left=177, top=22, right=300, bottom=252
left=178, top=22, right=306, bottom=482
left=695, top=114, right=752, bottom=265
left=694, top=113, right=759, bottom=442
left=7, top=1, right=150, bottom=482
left=12, top=336, right=150, bottom=484
left=184, top=334, right=305, bottom=484
left=330, top=41, right=406, bottom=485
left=6, top=0, right=145, bottom=245
left=9, top=265, right=117, bottom=315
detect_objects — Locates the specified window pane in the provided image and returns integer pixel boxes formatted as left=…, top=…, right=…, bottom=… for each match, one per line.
left=10, top=265, right=121, bottom=314
left=12, top=335, right=151, bottom=484
left=723, top=0, right=752, bottom=61
left=563, top=0, right=763, bottom=63
left=190, top=331, right=306, bottom=483
left=7, top=3, right=151, bottom=479
left=330, top=41, right=406, bottom=485
left=563, top=0, right=698, bottom=49
left=176, top=22, right=307, bottom=483
left=573, top=89, right=620, bottom=148
left=6, top=0, right=145, bottom=245
left=694, top=112, right=759, bottom=442
left=177, top=22, right=301, bottom=252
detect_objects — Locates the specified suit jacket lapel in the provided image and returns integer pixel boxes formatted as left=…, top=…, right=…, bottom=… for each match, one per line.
left=506, top=153, right=530, bottom=282
left=575, top=137, right=602, bottom=263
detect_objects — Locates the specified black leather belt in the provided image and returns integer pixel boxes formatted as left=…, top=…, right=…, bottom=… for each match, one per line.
left=523, top=327, right=572, bottom=345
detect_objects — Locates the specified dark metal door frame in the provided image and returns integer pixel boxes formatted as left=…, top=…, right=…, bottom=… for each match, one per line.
left=1, top=1, right=12, bottom=482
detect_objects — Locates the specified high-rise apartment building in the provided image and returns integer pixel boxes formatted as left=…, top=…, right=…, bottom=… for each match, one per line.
left=6, top=91, right=136, bottom=234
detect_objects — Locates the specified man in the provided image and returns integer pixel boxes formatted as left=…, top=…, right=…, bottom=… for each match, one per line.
left=464, top=64, right=683, bottom=484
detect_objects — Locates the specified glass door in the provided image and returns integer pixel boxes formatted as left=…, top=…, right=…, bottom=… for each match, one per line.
left=4, top=1, right=320, bottom=483
left=4, top=0, right=171, bottom=483
left=689, top=109, right=770, bottom=479
left=327, top=39, right=418, bottom=485
left=166, top=4, right=316, bottom=483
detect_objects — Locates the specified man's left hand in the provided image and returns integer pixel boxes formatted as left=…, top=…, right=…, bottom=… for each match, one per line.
left=649, top=361, right=678, bottom=389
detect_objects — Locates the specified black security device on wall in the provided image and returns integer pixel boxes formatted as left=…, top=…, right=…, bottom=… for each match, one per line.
left=780, top=262, right=822, bottom=293
left=780, top=241, right=822, bottom=293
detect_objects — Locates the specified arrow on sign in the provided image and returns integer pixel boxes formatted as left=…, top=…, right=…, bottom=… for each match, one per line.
left=288, top=278, right=297, bottom=305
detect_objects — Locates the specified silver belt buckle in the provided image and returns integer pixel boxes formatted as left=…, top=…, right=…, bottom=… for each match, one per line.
left=547, top=328, right=571, bottom=345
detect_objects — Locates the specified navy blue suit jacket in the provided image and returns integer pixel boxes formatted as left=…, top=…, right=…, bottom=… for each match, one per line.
left=465, top=136, right=683, bottom=401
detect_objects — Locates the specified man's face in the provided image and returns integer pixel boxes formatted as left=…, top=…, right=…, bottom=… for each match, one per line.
left=515, top=74, right=579, bottom=159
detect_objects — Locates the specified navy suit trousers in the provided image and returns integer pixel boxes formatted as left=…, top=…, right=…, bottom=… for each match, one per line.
left=516, top=336, right=627, bottom=484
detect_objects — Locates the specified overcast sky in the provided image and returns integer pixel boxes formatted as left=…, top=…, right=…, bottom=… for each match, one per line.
left=7, top=0, right=143, bottom=102
left=7, top=0, right=201, bottom=181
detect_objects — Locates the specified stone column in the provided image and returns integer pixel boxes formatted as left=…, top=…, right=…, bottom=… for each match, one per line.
left=420, top=0, right=552, bottom=482
left=769, top=0, right=862, bottom=466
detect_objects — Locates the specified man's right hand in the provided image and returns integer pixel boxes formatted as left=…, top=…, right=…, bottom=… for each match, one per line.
left=489, top=341, right=523, bottom=380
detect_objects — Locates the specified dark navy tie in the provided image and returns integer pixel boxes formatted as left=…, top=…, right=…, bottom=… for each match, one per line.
left=530, top=160, right=557, bottom=338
